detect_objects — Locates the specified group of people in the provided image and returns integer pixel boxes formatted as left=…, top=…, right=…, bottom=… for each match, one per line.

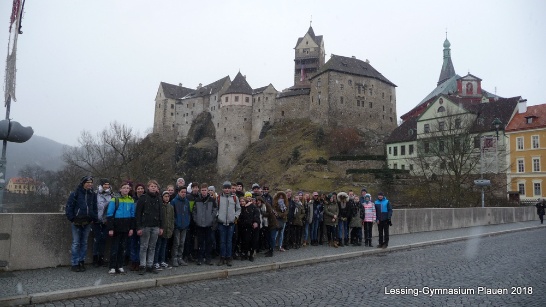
left=65, top=176, right=393, bottom=275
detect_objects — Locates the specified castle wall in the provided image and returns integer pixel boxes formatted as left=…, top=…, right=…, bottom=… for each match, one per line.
left=153, top=88, right=177, bottom=136
left=176, top=96, right=206, bottom=139
left=274, top=93, right=310, bottom=123
left=217, top=98, right=253, bottom=174
left=251, top=87, right=277, bottom=142
left=310, top=71, right=397, bottom=134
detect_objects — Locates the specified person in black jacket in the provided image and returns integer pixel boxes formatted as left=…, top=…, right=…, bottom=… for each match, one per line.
left=536, top=199, right=546, bottom=224
left=238, top=196, right=261, bottom=261
left=135, top=180, right=164, bottom=274
left=65, top=176, right=98, bottom=272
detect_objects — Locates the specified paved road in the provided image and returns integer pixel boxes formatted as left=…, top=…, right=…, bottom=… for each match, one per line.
left=34, top=228, right=545, bottom=306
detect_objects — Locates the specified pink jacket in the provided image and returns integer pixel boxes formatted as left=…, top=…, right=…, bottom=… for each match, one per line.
left=362, top=201, right=376, bottom=223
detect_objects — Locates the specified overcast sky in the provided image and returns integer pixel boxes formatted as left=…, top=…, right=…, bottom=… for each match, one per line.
left=1, top=0, right=545, bottom=146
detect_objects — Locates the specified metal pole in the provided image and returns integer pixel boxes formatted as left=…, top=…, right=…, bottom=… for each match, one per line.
left=0, top=94, right=11, bottom=210
left=481, top=187, right=484, bottom=208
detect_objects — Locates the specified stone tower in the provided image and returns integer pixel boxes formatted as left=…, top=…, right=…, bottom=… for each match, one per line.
left=217, top=72, right=253, bottom=174
left=293, top=26, right=325, bottom=88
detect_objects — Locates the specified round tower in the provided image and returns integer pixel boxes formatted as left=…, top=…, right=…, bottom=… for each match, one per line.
left=217, top=72, right=253, bottom=174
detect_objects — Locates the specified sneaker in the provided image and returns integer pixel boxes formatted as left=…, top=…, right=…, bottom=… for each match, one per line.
left=171, top=259, right=179, bottom=267
left=78, top=261, right=86, bottom=272
left=138, top=266, right=146, bottom=275
left=153, top=263, right=163, bottom=271
left=178, top=258, right=188, bottom=266
left=71, top=265, right=81, bottom=272
left=279, top=247, right=286, bottom=252
left=160, top=262, right=170, bottom=269
left=117, top=268, right=126, bottom=274
left=108, top=268, right=116, bottom=275
left=249, top=255, right=254, bottom=262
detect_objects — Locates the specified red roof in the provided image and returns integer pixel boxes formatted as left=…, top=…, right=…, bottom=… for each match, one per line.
left=9, top=177, right=42, bottom=185
left=506, top=103, right=546, bottom=132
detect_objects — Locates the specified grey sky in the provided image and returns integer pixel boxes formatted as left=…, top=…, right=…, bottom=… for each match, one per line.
left=1, top=0, right=545, bottom=146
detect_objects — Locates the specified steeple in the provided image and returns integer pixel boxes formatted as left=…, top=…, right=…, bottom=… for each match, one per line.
left=437, top=36, right=456, bottom=86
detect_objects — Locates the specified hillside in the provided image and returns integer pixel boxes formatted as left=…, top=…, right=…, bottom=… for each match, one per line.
left=229, top=120, right=387, bottom=193
left=5, top=135, right=67, bottom=179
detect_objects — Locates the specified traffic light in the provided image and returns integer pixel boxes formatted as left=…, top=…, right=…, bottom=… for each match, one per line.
left=0, top=119, right=33, bottom=143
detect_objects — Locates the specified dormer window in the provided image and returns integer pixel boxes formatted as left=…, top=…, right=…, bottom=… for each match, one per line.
left=526, top=116, right=536, bottom=124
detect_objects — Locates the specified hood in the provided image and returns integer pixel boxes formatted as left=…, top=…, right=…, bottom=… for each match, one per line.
left=337, top=192, right=349, bottom=201
left=273, top=191, right=288, bottom=206
left=98, top=185, right=111, bottom=195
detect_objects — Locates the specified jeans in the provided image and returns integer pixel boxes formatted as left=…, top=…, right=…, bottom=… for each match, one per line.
left=92, top=223, right=108, bottom=256
left=378, top=220, right=390, bottom=245
left=351, top=226, right=362, bottom=242
left=338, top=220, right=348, bottom=242
left=196, top=226, right=212, bottom=261
left=276, top=219, right=286, bottom=248
left=363, top=222, right=374, bottom=241
left=71, top=223, right=92, bottom=266
left=139, top=227, right=159, bottom=267
left=326, top=225, right=337, bottom=241
left=154, top=237, right=168, bottom=264
left=109, top=232, right=128, bottom=269
left=303, top=221, right=310, bottom=242
left=218, top=223, right=235, bottom=258
left=311, top=220, right=319, bottom=241
left=269, top=228, right=278, bottom=251
left=171, top=229, right=187, bottom=260
left=128, top=232, right=140, bottom=262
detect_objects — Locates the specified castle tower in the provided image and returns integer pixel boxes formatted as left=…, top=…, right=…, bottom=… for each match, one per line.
left=437, top=37, right=456, bottom=86
left=293, top=26, right=325, bottom=88
left=217, top=72, right=253, bottom=174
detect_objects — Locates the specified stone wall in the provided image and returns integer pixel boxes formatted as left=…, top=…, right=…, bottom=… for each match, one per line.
left=274, top=93, right=310, bottom=122
left=0, top=207, right=538, bottom=271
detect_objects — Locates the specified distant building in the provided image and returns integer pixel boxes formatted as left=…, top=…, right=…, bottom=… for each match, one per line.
left=153, top=26, right=397, bottom=174
left=6, top=177, right=47, bottom=195
left=505, top=101, right=546, bottom=201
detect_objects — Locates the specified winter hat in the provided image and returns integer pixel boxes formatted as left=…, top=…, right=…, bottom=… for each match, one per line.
left=361, top=188, right=367, bottom=193
left=80, top=176, right=93, bottom=186
left=208, top=186, right=216, bottom=192
left=100, top=178, right=110, bottom=186
left=252, top=183, right=260, bottom=189
left=162, top=191, right=170, bottom=197
left=378, top=192, right=384, bottom=196
left=223, top=181, right=232, bottom=188
left=236, top=181, right=244, bottom=187
left=365, top=193, right=371, bottom=200
left=244, top=192, right=253, bottom=198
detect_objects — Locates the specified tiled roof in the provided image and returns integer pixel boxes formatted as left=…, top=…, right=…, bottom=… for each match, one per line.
left=224, top=72, right=253, bottom=95
left=295, top=26, right=323, bottom=48
left=385, top=116, right=417, bottom=144
left=253, top=86, right=268, bottom=94
left=506, top=103, right=546, bottom=132
left=462, top=97, right=519, bottom=134
left=277, top=88, right=310, bottom=98
left=309, top=54, right=396, bottom=87
left=9, top=177, right=41, bottom=184
left=183, top=76, right=230, bottom=99
left=160, top=82, right=194, bottom=99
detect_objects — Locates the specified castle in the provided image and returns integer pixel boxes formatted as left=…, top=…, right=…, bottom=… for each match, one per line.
left=153, top=26, right=398, bottom=174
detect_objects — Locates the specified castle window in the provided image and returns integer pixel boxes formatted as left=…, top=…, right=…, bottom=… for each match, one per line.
left=258, top=97, right=261, bottom=102
left=390, top=117, right=393, bottom=122
left=357, top=100, right=360, bottom=107
left=217, top=123, right=219, bottom=128
left=224, top=128, right=226, bottom=132
left=340, top=84, right=344, bottom=90
left=171, top=113, right=174, bottom=116
left=390, top=95, right=392, bottom=102
left=171, top=104, right=174, bottom=109
left=158, top=104, right=161, bottom=108
left=258, top=109, right=260, bottom=112
left=383, top=106, right=385, bottom=111
left=369, top=88, right=373, bottom=95
left=266, top=97, right=268, bottom=101
left=358, top=85, right=361, bottom=94
left=235, top=96, right=239, bottom=102
left=348, top=80, right=352, bottom=86
left=244, top=118, right=247, bottom=122
left=245, top=97, right=249, bottom=103
left=253, top=98, right=255, bottom=103
left=193, top=103, right=195, bottom=107
left=369, top=102, right=373, bottom=108
left=340, top=97, right=344, bottom=104
left=225, top=97, right=229, bottom=102
left=317, top=79, right=321, bottom=87
left=382, top=92, right=385, bottom=99
left=282, top=111, right=285, bottom=117
left=390, top=108, right=392, bottom=113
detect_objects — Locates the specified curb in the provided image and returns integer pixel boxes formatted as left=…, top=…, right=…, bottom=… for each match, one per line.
left=1, top=224, right=543, bottom=305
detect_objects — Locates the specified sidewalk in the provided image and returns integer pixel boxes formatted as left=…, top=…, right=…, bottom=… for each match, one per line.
left=1, top=221, right=543, bottom=306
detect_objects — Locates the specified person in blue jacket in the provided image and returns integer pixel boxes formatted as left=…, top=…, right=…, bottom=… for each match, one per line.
left=106, top=182, right=136, bottom=274
left=374, top=192, right=392, bottom=248
left=171, top=188, right=191, bottom=267
left=65, top=176, right=98, bottom=272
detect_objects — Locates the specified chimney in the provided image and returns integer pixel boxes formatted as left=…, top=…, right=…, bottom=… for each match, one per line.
left=197, top=83, right=202, bottom=89
left=351, top=56, right=356, bottom=59
left=518, top=99, right=528, bottom=114
left=178, top=83, right=183, bottom=87
left=365, top=59, right=370, bottom=64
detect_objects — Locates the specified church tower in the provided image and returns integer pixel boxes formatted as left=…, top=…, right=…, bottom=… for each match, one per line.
left=437, top=37, right=456, bottom=86
left=217, top=72, right=253, bottom=174
left=293, top=25, right=325, bottom=88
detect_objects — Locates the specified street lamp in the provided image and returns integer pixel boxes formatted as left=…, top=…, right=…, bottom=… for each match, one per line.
left=492, top=117, right=503, bottom=140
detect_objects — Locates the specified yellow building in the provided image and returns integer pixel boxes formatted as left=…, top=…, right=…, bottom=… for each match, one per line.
left=506, top=101, right=546, bottom=201
left=6, top=177, right=40, bottom=194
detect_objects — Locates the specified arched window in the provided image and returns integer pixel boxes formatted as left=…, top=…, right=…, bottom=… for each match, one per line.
left=437, top=106, right=445, bottom=112
left=466, top=82, right=473, bottom=95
